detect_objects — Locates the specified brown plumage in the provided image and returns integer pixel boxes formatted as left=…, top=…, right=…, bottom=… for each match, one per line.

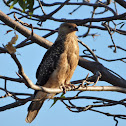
left=25, top=23, right=79, bottom=123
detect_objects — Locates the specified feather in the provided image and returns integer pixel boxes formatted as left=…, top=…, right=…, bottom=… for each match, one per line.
left=36, top=39, right=65, bottom=86
left=26, top=23, right=79, bottom=123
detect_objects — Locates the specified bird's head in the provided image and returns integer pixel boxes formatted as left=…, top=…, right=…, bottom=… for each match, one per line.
left=58, top=23, right=78, bottom=35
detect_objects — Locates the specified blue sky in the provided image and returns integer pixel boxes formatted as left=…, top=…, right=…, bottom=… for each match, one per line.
left=0, top=1, right=126, bottom=126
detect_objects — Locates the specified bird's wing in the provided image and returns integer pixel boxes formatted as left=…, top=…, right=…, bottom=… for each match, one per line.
left=36, top=39, right=65, bottom=86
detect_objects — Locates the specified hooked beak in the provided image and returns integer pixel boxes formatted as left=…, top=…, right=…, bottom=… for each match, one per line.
left=73, top=27, right=78, bottom=31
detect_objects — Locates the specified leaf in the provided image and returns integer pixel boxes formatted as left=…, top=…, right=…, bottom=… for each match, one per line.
left=10, top=0, right=18, bottom=10
left=60, top=93, right=65, bottom=98
left=5, top=30, right=13, bottom=35
left=50, top=99, right=58, bottom=108
left=10, top=5, right=14, bottom=9
left=29, top=12, right=33, bottom=18
left=5, top=43, right=16, bottom=54
left=18, top=0, right=26, bottom=12
left=5, top=34, right=18, bottom=54
left=50, top=93, right=65, bottom=108
left=10, top=34, right=18, bottom=44
left=27, top=0, right=34, bottom=11
left=8, top=0, right=34, bottom=13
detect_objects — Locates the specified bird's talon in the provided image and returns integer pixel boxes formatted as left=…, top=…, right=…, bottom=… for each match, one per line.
left=70, top=84, right=76, bottom=89
left=65, top=83, right=75, bottom=89
left=60, top=84, right=67, bottom=94
left=62, top=86, right=66, bottom=94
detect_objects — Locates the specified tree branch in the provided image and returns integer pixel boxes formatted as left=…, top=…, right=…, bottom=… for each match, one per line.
left=0, top=10, right=126, bottom=89
left=0, top=75, right=24, bottom=83
left=79, top=57, right=126, bottom=88
left=0, top=96, right=33, bottom=112
left=50, top=12, right=126, bottom=24
left=115, top=0, right=126, bottom=9
left=0, top=10, right=52, bottom=49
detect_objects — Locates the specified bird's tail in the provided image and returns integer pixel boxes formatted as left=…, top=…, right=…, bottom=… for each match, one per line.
left=25, top=91, right=47, bottom=123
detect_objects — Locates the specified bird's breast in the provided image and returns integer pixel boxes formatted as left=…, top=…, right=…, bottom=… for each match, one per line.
left=65, top=36, right=79, bottom=58
left=44, top=35, right=79, bottom=88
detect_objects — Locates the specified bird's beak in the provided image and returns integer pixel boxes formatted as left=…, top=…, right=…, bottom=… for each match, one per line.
left=73, top=27, right=78, bottom=31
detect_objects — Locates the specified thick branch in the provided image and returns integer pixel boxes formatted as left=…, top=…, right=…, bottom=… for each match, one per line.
left=1, top=86, right=126, bottom=112
left=0, top=10, right=52, bottom=49
left=79, top=57, right=126, bottom=88
left=5, top=53, right=126, bottom=94
left=0, top=10, right=126, bottom=89
left=34, top=86, right=126, bottom=94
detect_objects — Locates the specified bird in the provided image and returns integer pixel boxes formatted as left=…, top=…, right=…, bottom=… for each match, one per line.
left=25, top=23, right=79, bottom=123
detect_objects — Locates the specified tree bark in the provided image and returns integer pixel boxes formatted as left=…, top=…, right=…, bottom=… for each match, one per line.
left=0, top=10, right=126, bottom=88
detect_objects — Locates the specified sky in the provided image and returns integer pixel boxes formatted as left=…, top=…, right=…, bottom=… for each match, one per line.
left=0, top=0, right=126, bottom=126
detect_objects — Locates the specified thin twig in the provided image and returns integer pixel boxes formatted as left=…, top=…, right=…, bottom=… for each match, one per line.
left=108, top=45, right=126, bottom=52
left=38, top=0, right=46, bottom=15
left=78, top=40, right=99, bottom=62
left=102, top=22, right=117, bottom=53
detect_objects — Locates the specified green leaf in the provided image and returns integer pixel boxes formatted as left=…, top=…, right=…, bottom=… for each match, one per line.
left=18, top=0, right=27, bottom=12
left=9, top=0, right=18, bottom=10
left=50, top=93, right=65, bottom=108
left=10, top=5, right=14, bottom=9
left=60, top=93, right=65, bottom=98
left=27, top=0, right=34, bottom=13
left=8, top=0, right=34, bottom=13
left=50, top=99, right=58, bottom=108
left=27, top=0, right=34, bottom=9
left=29, top=12, right=33, bottom=18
